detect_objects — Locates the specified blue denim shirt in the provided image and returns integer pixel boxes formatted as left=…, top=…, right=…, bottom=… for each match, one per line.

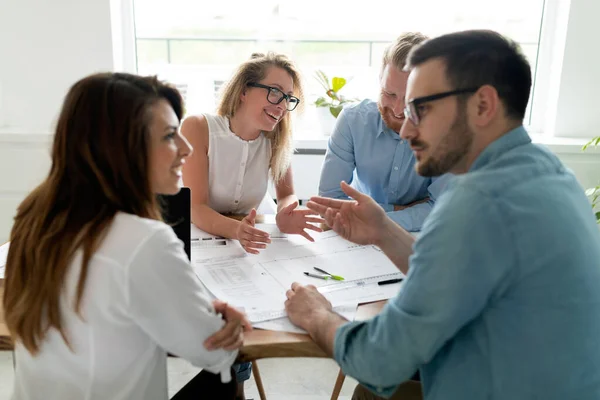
left=318, top=100, right=449, bottom=231
left=334, top=126, right=600, bottom=399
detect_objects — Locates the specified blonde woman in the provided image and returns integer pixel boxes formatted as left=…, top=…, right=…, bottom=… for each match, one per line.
left=182, top=52, right=323, bottom=398
left=182, top=52, right=324, bottom=254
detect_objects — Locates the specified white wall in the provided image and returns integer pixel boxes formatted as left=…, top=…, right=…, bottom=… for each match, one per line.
left=550, top=0, right=600, bottom=138
left=0, top=0, right=115, bottom=132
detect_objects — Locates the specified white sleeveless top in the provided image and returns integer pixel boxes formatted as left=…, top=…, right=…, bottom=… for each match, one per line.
left=204, top=114, right=272, bottom=214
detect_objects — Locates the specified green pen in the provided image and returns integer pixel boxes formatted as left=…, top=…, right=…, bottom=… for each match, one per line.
left=313, top=267, right=345, bottom=281
left=304, top=272, right=330, bottom=280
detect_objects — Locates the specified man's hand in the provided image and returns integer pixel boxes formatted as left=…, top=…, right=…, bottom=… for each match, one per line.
left=204, top=300, right=252, bottom=351
left=276, top=201, right=325, bottom=242
left=285, top=282, right=334, bottom=331
left=306, top=182, right=388, bottom=246
left=236, top=209, right=271, bottom=254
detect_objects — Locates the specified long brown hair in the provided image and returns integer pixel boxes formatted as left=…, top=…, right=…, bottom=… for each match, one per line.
left=3, top=72, right=184, bottom=354
left=217, top=52, right=304, bottom=183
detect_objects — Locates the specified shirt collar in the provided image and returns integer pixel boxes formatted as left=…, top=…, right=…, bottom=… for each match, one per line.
left=470, top=125, right=531, bottom=172
left=376, top=115, right=400, bottom=140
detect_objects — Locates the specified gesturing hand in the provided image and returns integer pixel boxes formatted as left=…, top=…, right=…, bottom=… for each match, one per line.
left=276, top=201, right=325, bottom=242
left=204, top=300, right=252, bottom=351
left=306, top=181, right=387, bottom=246
left=236, top=209, right=271, bottom=254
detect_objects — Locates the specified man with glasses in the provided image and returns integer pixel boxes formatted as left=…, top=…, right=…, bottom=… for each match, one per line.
left=318, top=32, right=449, bottom=232
left=285, top=30, right=600, bottom=400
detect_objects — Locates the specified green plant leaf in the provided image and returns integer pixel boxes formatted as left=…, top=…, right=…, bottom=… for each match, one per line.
left=595, top=211, right=600, bottom=221
left=332, top=77, right=346, bottom=92
left=583, top=136, right=600, bottom=151
left=330, top=105, right=343, bottom=118
left=314, top=97, right=330, bottom=107
left=314, top=70, right=331, bottom=92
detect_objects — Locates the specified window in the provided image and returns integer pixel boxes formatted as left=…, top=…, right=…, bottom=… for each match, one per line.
left=133, top=0, right=547, bottom=136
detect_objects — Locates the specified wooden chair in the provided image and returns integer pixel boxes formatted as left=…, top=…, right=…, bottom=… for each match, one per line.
left=328, top=301, right=386, bottom=400
left=239, top=301, right=387, bottom=400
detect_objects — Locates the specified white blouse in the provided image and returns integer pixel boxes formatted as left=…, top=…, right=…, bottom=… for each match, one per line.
left=204, top=114, right=272, bottom=214
left=11, top=213, right=236, bottom=400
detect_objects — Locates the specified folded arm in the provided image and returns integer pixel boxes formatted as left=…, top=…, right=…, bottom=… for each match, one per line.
left=127, top=225, right=238, bottom=374
left=380, top=174, right=452, bottom=231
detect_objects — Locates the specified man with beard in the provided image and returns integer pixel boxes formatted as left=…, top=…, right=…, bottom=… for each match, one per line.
left=285, top=30, right=600, bottom=400
left=318, top=32, right=449, bottom=232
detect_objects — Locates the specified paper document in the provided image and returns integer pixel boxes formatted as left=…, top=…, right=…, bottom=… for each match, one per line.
left=260, top=246, right=400, bottom=293
left=255, top=223, right=288, bottom=239
left=192, top=224, right=405, bottom=324
left=193, top=256, right=287, bottom=318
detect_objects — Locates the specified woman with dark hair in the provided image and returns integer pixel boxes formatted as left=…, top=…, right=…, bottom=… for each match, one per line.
left=3, top=72, right=248, bottom=400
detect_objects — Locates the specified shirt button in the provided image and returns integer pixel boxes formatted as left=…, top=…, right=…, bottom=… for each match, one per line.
left=234, top=200, right=239, bottom=204
left=394, top=166, right=399, bottom=171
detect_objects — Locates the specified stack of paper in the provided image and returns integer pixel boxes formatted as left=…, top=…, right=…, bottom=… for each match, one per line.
left=190, top=224, right=404, bottom=332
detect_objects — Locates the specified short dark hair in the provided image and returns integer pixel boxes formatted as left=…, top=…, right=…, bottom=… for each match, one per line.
left=406, top=30, right=532, bottom=121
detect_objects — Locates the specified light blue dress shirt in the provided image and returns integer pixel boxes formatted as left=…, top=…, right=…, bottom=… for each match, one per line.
left=318, top=100, right=449, bottom=232
left=334, top=126, right=600, bottom=399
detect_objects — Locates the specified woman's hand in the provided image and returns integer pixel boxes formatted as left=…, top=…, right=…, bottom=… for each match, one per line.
left=236, top=209, right=271, bottom=254
left=276, top=201, right=325, bottom=242
left=204, top=300, right=252, bottom=351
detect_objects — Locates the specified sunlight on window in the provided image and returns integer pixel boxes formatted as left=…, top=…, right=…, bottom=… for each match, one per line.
left=133, top=0, right=545, bottom=135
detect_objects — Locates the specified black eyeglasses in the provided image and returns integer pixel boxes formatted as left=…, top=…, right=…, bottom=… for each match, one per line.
left=247, top=82, right=300, bottom=111
left=404, top=88, right=478, bottom=126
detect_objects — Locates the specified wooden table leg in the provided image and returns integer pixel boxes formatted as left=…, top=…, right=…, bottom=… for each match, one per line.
left=251, top=360, right=267, bottom=400
left=330, top=368, right=346, bottom=400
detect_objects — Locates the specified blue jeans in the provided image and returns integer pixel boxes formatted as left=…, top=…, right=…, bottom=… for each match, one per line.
left=233, top=362, right=252, bottom=382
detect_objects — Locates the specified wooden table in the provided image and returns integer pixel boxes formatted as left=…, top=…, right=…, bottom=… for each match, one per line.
left=239, top=300, right=384, bottom=362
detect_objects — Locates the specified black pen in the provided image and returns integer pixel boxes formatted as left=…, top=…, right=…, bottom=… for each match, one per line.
left=377, top=278, right=403, bottom=286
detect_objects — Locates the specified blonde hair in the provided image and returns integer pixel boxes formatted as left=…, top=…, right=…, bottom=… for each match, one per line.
left=381, top=32, right=429, bottom=75
left=217, top=52, right=304, bottom=183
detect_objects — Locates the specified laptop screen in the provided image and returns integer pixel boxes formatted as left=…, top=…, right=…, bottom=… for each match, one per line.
left=158, top=187, right=191, bottom=261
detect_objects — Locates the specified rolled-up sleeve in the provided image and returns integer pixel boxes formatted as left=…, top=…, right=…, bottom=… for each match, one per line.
left=318, top=110, right=355, bottom=200
left=333, top=187, right=513, bottom=397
